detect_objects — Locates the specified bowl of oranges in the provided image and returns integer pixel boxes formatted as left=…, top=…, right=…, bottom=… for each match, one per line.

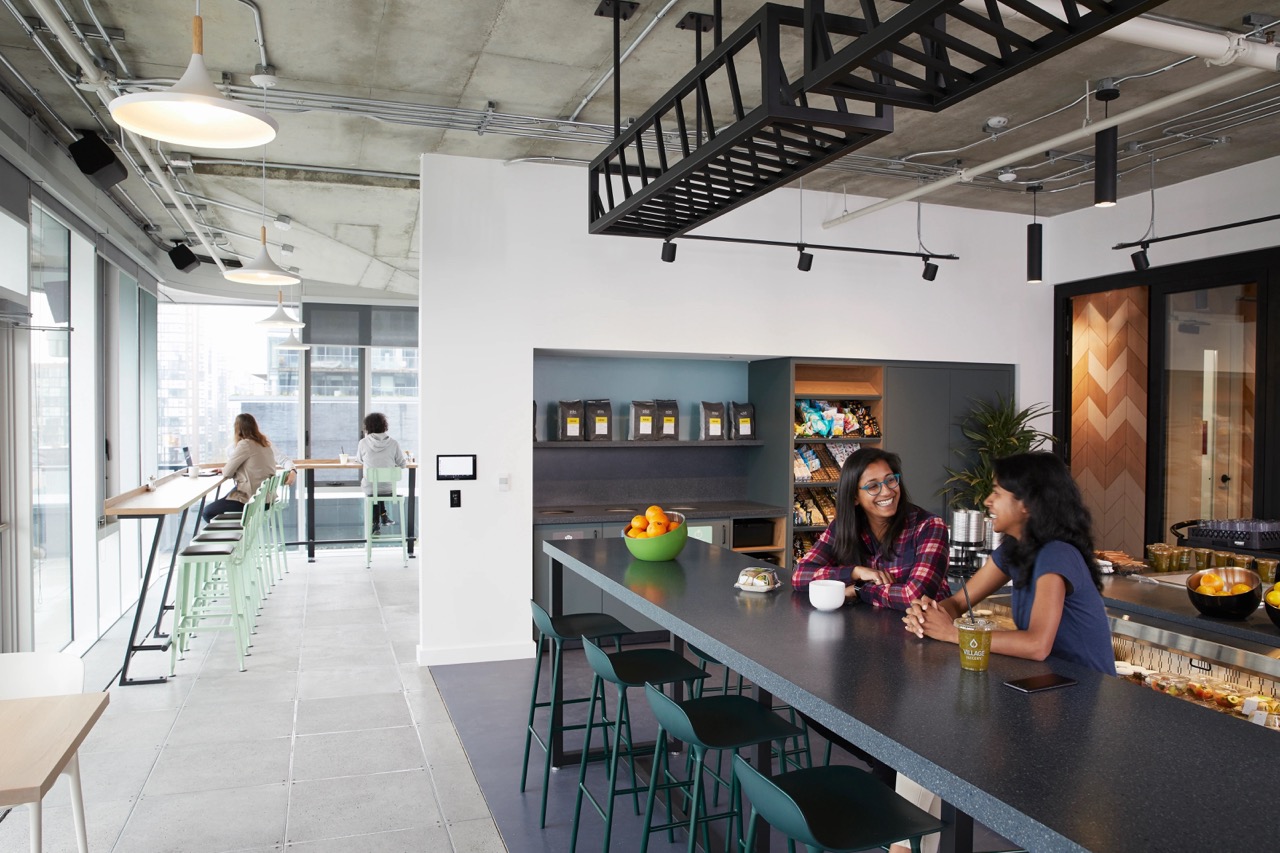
left=1263, top=582, right=1280, bottom=630
left=622, top=505, right=688, bottom=562
left=1186, top=567, right=1262, bottom=620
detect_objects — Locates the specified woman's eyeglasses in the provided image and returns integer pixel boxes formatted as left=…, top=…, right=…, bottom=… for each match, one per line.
left=859, top=473, right=901, bottom=496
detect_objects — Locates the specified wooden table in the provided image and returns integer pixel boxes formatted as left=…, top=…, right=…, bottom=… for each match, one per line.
left=543, top=537, right=1276, bottom=853
left=292, top=460, right=417, bottom=562
left=104, top=471, right=225, bottom=685
left=0, top=692, right=109, bottom=851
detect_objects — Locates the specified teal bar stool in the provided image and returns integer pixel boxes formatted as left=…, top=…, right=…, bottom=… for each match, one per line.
left=364, top=467, right=407, bottom=568
left=521, top=601, right=632, bottom=828
left=570, top=638, right=708, bottom=853
left=731, top=754, right=945, bottom=853
left=641, top=682, right=804, bottom=853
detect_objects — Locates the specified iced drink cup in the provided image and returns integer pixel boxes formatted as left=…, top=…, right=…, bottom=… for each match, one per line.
left=955, top=617, right=995, bottom=672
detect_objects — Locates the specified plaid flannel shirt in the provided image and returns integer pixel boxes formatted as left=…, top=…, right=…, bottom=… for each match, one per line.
left=791, top=506, right=950, bottom=610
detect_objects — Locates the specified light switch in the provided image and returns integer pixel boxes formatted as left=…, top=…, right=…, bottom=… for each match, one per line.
left=498, top=473, right=511, bottom=492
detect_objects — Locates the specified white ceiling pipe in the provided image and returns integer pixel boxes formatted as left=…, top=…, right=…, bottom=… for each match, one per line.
left=960, top=1, right=1280, bottom=71
left=823, top=65, right=1261, bottom=228
left=26, top=0, right=229, bottom=272
left=823, top=3, right=1280, bottom=231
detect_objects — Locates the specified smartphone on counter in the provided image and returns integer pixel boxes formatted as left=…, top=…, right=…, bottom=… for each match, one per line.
left=1003, top=673, right=1077, bottom=694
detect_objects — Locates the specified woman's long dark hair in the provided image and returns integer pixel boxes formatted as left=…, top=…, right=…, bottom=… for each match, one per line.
left=234, top=413, right=271, bottom=447
left=831, top=448, right=914, bottom=565
left=992, top=452, right=1102, bottom=592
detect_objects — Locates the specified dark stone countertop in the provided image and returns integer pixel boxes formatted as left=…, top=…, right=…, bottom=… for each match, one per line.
left=543, top=537, right=1275, bottom=853
left=1101, top=573, right=1280, bottom=649
left=533, top=500, right=786, bottom=526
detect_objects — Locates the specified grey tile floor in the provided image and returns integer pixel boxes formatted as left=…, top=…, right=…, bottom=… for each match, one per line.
left=0, top=548, right=504, bottom=853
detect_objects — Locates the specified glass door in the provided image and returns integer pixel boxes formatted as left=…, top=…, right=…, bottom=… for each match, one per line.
left=1163, top=284, right=1256, bottom=531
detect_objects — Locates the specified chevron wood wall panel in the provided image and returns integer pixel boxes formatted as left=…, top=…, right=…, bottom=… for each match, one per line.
left=1070, top=289, right=1149, bottom=557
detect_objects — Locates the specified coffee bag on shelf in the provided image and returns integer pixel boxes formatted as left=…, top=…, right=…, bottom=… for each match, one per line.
left=655, top=399, right=680, bottom=441
left=552, top=400, right=584, bottom=441
left=628, top=401, right=657, bottom=441
left=584, top=399, right=613, bottom=441
left=729, top=401, right=755, bottom=439
left=699, top=401, right=726, bottom=440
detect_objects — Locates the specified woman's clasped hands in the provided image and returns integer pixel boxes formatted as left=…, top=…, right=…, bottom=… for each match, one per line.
left=902, top=596, right=957, bottom=643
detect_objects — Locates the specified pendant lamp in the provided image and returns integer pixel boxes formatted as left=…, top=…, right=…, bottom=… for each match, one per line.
left=108, top=8, right=277, bottom=149
left=256, top=289, right=304, bottom=328
left=1027, top=185, right=1043, bottom=284
left=225, top=82, right=298, bottom=286
left=225, top=226, right=301, bottom=285
left=276, top=328, right=310, bottom=351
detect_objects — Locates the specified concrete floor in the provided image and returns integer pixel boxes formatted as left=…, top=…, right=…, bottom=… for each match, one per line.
left=0, top=547, right=503, bottom=853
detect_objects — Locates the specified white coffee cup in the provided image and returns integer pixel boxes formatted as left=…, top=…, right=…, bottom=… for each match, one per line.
left=188, top=466, right=200, bottom=478
left=338, top=453, right=349, bottom=464
left=808, top=580, right=846, bottom=611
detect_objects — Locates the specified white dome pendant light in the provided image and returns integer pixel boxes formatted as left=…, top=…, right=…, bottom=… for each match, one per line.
left=108, top=3, right=277, bottom=149
left=256, top=289, right=304, bottom=328
left=277, top=282, right=310, bottom=350
left=225, top=83, right=299, bottom=286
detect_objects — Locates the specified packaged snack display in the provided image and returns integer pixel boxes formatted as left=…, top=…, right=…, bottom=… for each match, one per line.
left=552, top=400, right=584, bottom=440
left=729, top=401, right=756, bottom=439
left=628, top=401, right=657, bottom=441
left=826, top=443, right=860, bottom=469
left=699, top=401, right=726, bottom=440
left=584, top=399, right=613, bottom=441
left=655, top=399, right=680, bottom=441
left=794, top=399, right=882, bottom=438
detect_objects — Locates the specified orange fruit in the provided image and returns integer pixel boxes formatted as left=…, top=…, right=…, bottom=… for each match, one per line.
left=630, top=515, right=649, bottom=531
left=1199, top=573, right=1224, bottom=591
left=645, top=505, right=668, bottom=525
left=1229, top=582, right=1253, bottom=595
left=647, top=521, right=668, bottom=537
left=1195, top=584, right=1216, bottom=595
left=1265, top=589, right=1280, bottom=607
left=667, top=519, right=681, bottom=531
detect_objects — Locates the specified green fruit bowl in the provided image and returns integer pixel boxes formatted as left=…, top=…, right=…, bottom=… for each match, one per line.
left=622, top=512, right=688, bottom=562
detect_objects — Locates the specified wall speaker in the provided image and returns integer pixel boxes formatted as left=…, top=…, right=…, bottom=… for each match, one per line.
left=69, top=133, right=127, bottom=191
left=168, top=244, right=200, bottom=273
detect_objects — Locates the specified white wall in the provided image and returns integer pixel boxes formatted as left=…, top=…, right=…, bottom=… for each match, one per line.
left=1046, top=153, right=1280, bottom=284
left=417, top=154, right=1060, bottom=665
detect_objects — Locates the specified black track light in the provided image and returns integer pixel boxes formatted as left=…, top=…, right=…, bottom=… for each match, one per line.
left=1131, top=244, right=1150, bottom=271
left=797, top=247, right=813, bottom=272
left=921, top=258, right=938, bottom=281
left=661, top=241, right=677, bottom=263
left=1027, top=184, right=1043, bottom=284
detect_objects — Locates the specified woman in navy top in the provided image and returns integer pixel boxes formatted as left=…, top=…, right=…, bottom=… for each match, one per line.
left=903, top=452, right=1115, bottom=675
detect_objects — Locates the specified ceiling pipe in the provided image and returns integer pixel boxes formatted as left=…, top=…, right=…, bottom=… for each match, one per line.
left=822, top=66, right=1261, bottom=229
left=26, top=0, right=229, bottom=271
left=824, top=4, right=1280, bottom=231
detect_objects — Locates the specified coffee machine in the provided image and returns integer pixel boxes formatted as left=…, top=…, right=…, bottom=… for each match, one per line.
left=949, top=509, right=986, bottom=580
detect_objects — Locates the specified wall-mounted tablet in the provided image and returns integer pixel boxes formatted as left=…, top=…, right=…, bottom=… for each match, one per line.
left=436, top=454, right=477, bottom=480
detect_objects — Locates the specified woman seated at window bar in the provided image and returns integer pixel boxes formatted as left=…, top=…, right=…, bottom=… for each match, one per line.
left=903, top=451, right=1115, bottom=675
left=791, top=448, right=950, bottom=609
left=202, top=413, right=278, bottom=523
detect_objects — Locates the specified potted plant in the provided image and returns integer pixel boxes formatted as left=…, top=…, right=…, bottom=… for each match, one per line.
left=941, top=394, right=1056, bottom=510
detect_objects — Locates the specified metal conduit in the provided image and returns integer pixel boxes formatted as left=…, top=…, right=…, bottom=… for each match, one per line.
left=23, top=0, right=230, bottom=270
left=823, top=66, right=1263, bottom=229
left=568, top=0, right=683, bottom=123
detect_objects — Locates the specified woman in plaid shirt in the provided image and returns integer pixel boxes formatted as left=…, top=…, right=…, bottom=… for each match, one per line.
left=791, top=448, right=950, bottom=610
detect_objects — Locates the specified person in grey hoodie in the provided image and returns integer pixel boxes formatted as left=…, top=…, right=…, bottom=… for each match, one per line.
left=356, top=412, right=407, bottom=532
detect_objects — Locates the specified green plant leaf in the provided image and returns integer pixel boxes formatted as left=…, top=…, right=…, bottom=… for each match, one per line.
left=936, top=393, right=1057, bottom=511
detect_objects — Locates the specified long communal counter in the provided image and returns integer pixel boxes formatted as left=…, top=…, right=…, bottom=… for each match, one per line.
left=543, top=537, right=1274, bottom=853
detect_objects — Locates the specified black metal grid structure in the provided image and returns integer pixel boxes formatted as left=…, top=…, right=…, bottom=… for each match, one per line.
left=588, top=4, right=891, bottom=239
left=804, top=0, right=1169, bottom=110
left=589, top=0, right=1169, bottom=240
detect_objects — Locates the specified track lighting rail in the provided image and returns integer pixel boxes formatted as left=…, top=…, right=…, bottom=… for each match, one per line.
left=678, top=233, right=958, bottom=261
left=1112, top=210, right=1280, bottom=251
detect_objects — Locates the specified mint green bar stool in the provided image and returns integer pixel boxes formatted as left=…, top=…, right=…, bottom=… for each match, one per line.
left=641, top=683, right=804, bottom=853
left=570, top=638, right=708, bottom=853
left=364, top=467, right=407, bottom=568
left=731, top=755, right=945, bottom=853
left=521, top=601, right=631, bottom=828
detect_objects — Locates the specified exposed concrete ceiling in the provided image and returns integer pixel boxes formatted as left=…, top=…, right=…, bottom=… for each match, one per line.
left=0, top=1, right=1276, bottom=299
